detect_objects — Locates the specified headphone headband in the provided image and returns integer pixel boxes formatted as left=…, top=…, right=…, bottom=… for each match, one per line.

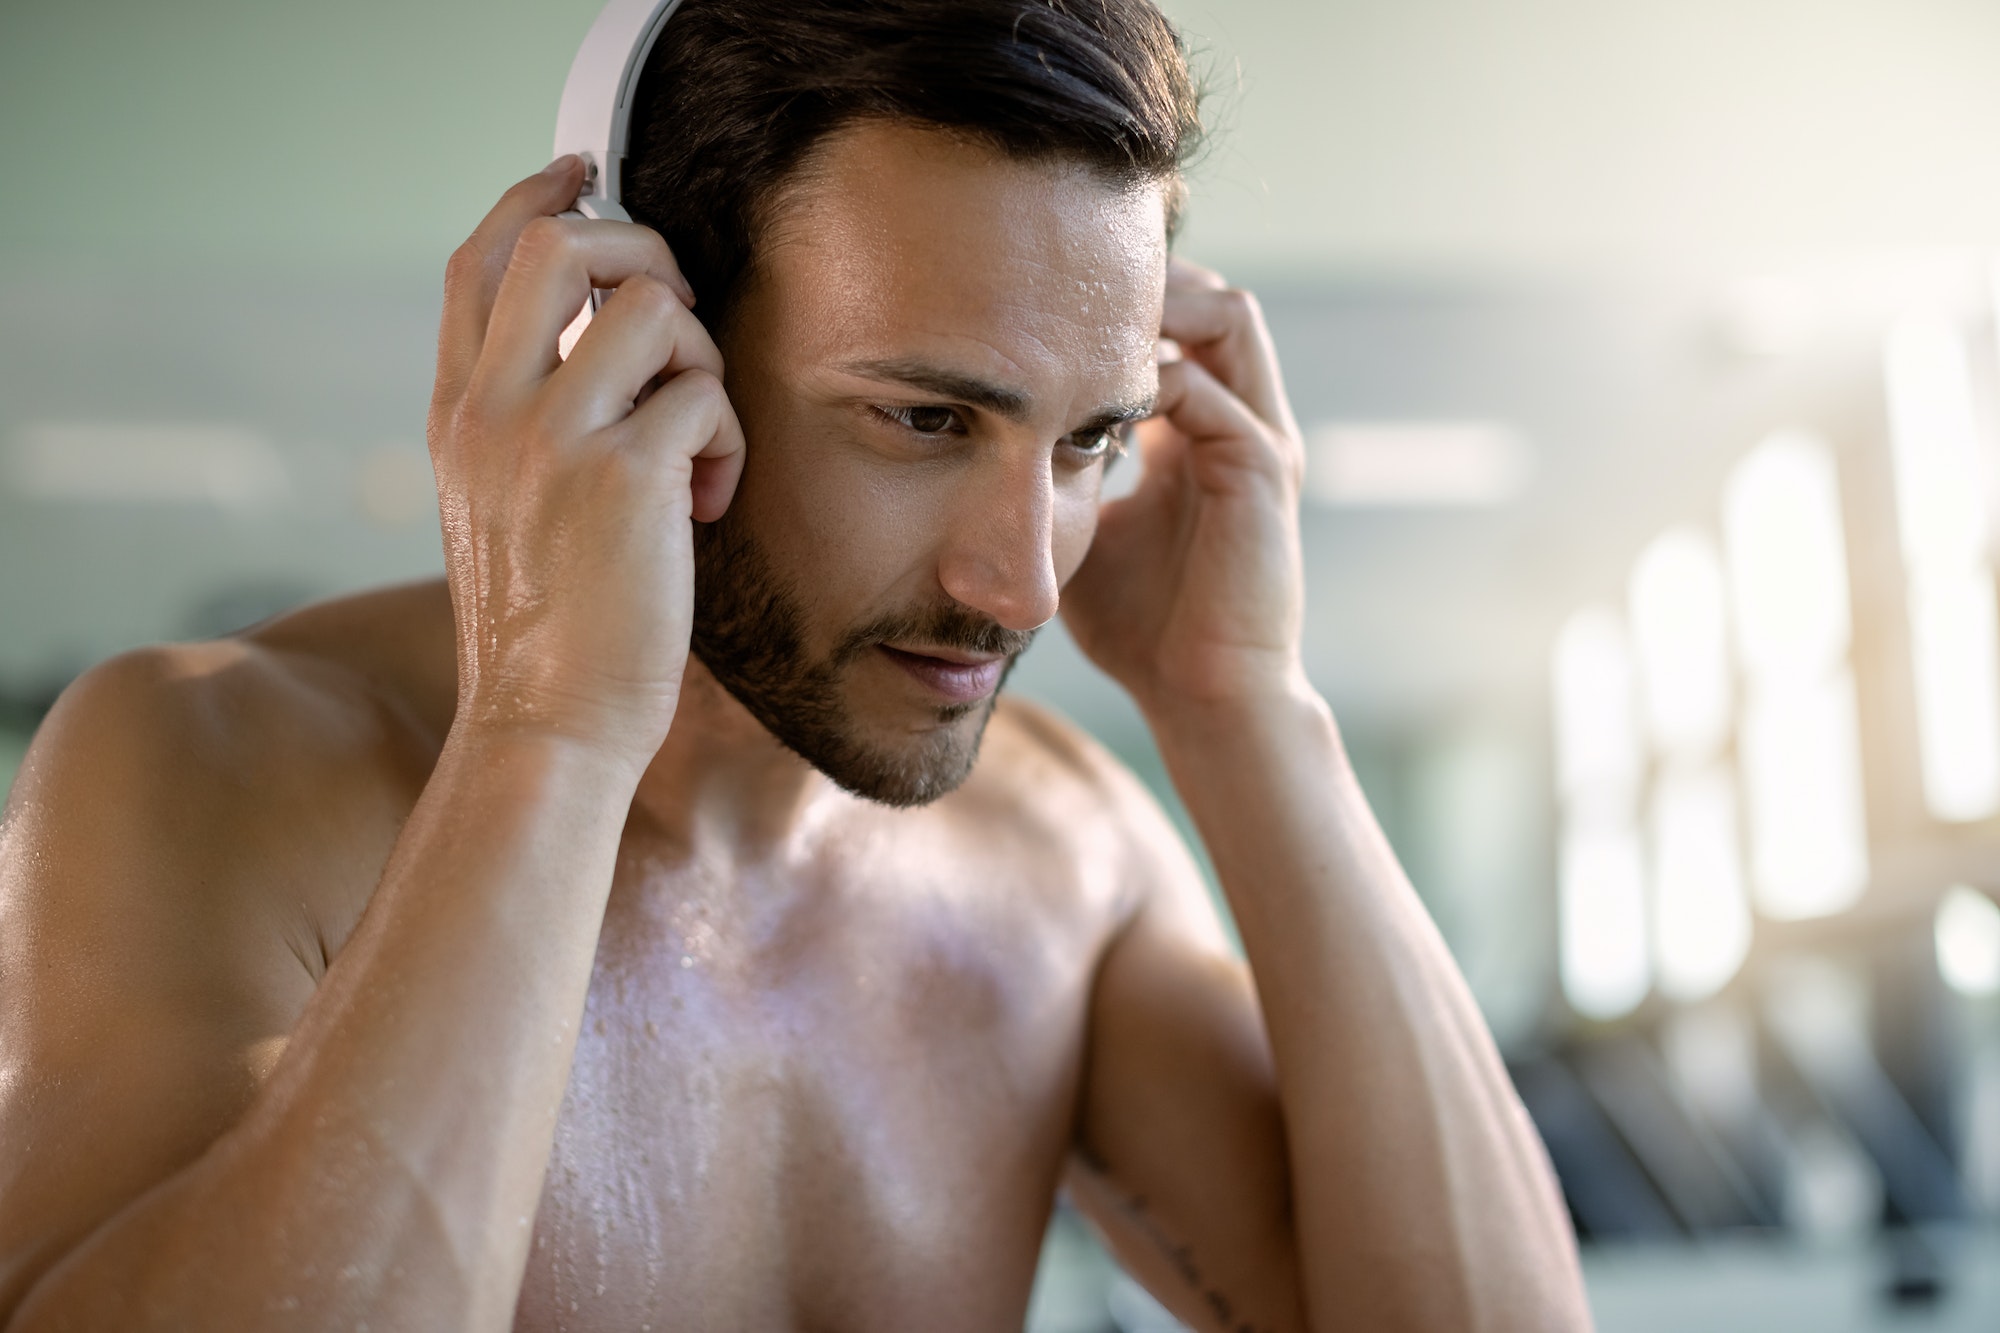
left=552, top=0, right=687, bottom=221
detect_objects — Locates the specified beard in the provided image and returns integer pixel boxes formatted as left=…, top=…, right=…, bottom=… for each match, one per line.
left=689, top=509, right=1036, bottom=808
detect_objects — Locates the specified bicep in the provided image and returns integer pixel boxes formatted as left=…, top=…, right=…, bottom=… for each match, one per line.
left=0, top=651, right=315, bottom=1319
left=1069, top=797, right=1307, bottom=1333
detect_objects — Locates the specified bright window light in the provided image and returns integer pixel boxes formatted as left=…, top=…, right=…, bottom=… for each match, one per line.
left=1908, top=567, right=2000, bottom=821
left=1884, top=318, right=1989, bottom=573
left=1560, top=821, right=1651, bottom=1020
left=1882, top=318, right=2000, bottom=826
left=1629, top=527, right=1732, bottom=761
left=1936, top=885, right=2000, bottom=997
left=1649, top=765, right=1752, bottom=1002
left=1722, top=432, right=1853, bottom=683
left=1552, top=606, right=1642, bottom=814
left=1739, top=670, right=1871, bottom=919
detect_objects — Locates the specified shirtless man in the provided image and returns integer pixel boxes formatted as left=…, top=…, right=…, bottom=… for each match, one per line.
left=0, top=1, right=1590, bottom=1329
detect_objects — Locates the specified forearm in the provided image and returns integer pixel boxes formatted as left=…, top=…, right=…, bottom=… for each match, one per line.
left=1147, top=683, right=1588, bottom=1333
left=12, top=724, right=639, bottom=1333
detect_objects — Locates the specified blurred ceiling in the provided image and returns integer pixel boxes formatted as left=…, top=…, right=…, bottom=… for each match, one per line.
left=7, top=0, right=2000, bottom=274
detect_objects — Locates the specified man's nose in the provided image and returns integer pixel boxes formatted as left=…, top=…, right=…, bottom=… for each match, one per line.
left=935, top=452, right=1061, bottom=634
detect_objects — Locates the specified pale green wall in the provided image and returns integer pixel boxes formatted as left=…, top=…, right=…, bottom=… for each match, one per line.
left=0, top=0, right=604, bottom=272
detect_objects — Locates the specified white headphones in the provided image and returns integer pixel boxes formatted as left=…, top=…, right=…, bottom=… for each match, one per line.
left=554, top=0, right=688, bottom=223
left=552, top=0, right=688, bottom=353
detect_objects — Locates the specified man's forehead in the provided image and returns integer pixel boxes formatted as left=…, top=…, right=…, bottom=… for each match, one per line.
left=758, top=120, right=1168, bottom=404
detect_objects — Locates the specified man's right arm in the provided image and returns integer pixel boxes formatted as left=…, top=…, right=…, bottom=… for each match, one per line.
left=0, top=156, right=744, bottom=1332
left=0, top=644, right=640, bottom=1331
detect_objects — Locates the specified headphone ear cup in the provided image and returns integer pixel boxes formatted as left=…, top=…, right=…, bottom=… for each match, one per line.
left=570, top=190, right=633, bottom=226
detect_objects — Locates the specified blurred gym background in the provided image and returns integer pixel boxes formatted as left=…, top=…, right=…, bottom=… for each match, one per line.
left=5, top=1, right=2000, bottom=1328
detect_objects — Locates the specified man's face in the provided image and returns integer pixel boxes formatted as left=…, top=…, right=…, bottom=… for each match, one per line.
left=693, top=119, right=1168, bottom=807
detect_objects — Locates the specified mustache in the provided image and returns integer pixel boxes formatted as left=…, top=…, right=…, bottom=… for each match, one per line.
left=830, top=602, right=1039, bottom=667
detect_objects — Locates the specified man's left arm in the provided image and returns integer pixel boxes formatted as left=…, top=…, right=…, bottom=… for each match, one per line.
left=1061, top=262, right=1592, bottom=1333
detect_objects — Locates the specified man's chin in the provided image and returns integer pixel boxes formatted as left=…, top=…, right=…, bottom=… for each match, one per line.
left=796, top=693, right=1000, bottom=809
left=691, top=632, right=1006, bottom=807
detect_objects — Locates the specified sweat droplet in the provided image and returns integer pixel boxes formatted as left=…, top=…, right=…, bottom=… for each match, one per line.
left=679, top=955, right=693, bottom=968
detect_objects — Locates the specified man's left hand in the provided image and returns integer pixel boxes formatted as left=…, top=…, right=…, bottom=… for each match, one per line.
left=1062, top=258, right=1308, bottom=717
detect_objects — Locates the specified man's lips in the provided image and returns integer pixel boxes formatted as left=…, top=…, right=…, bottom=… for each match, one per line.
left=877, top=645, right=1006, bottom=705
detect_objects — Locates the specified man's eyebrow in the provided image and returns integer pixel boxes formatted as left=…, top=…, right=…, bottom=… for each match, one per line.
left=836, top=357, right=1156, bottom=431
left=1078, top=399, right=1157, bottom=433
left=838, top=358, right=1034, bottom=421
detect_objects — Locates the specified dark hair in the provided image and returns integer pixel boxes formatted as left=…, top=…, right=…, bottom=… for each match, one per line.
left=622, top=0, right=1201, bottom=334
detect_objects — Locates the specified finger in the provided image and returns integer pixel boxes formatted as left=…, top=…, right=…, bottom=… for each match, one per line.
left=1167, top=254, right=1228, bottom=291
left=1159, top=285, right=1297, bottom=438
left=476, top=217, right=695, bottom=393
left=1151, top=358, right=1300, bottom=491
left=617, top=368, right=747, bottom=523
left=1131, top=413, right=1188, bottom=477
left=546, top=274, right=726, bottom=430
left=436, top=156, right=589, bottom=404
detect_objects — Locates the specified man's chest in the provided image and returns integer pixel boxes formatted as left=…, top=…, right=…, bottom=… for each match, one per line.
left=510, top=855, right=1108, bottom=1333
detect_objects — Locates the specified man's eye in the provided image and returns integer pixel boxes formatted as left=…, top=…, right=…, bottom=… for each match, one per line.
left=879, top=405, right=963, bottom=435
left=1067, top=426, right=1128, bottom=461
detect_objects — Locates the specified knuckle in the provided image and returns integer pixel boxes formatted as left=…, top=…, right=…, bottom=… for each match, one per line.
left=643, top=228, right=680, bottom=268
left=512, top=216, right=575, bottom=269
left=448, top=393, right=497, bottom=448
left=444, top=239, right=486, bottom=293
left=1220, top=287, right=1261, bottom=321
left=670, top=366, right=725, bottom=411
left=618, top=272, right=677, bottom=318
left=633, top=370, right=724, bottom=443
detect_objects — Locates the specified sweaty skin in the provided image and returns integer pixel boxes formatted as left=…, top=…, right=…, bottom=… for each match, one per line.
left=0, top=123, right=1592, bottom=1333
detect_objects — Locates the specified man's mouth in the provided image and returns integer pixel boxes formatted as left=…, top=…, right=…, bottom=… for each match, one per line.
left=876, top=644, right=1007, bottom=705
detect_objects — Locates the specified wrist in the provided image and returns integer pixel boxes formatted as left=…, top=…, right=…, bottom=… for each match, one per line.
left=1143, top=672, right=1348, bottom=796
left=452, top=677, right=676, bottom=780
left=1137, top=663, right=1330, bottom=747
left=445, top=711, right=659, bottom=794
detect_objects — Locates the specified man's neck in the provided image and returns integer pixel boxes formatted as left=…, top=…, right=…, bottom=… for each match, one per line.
left=627, top=656, right=832, bottom=859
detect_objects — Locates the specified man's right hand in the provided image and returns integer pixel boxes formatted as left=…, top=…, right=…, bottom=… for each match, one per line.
left=0, top=159, right=746, bottom=1333
left=429, top=155, right=745, bottom=772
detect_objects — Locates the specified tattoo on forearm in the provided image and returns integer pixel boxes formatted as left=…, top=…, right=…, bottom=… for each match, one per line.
left=1096, top=1175, right=1275, bottom=1333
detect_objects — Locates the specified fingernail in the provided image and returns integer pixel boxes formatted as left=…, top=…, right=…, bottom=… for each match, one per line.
left=544, top=154, right=579, bottom=175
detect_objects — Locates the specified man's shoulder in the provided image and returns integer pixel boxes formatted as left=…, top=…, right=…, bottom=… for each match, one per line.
left=947, top=697, right=1215, bottom=946
left=6, top=580, right=458, bottom=926
left=242, top=576, right=459, bottom=739
left=962, top=696, right=1176, bottom=864
left=979, top=696, right=1129, bottom=804
left=45, top=577, right=455, bottom=788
